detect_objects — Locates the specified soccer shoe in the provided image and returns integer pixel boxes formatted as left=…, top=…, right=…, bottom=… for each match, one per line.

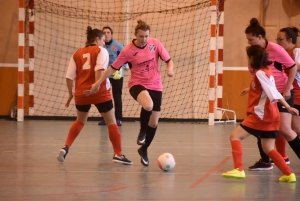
left=279, top=173, right=296, bottom=183
left=248, top=159, right=273, bottom=171
left=57, top=145, right=69, bottom=162
left=116, top=119, right=122, bottom=126
left=112, top=154, right=133, bottom=165
left=138, top=147, right=149, bottom=166
left=98, top=119, right=106, bottom=125
left=270, top=157, right=290, bottom=165
left=222, top=168, right=246, bottom=179
left=137, top=131, right=146, bottom=145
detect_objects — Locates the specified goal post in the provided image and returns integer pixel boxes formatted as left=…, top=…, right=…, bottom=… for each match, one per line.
left=20, top=0, right=228, bottom=123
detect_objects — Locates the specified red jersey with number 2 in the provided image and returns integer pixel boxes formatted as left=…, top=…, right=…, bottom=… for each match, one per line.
left=66, top=45, right=111, bottom=105
left=242, top=67, right=283, bottom=131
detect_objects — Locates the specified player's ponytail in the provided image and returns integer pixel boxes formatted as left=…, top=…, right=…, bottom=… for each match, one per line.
left=85, top=26, right=103, bottom=46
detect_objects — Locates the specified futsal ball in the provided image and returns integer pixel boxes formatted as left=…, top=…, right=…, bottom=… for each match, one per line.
left=157, top=153, right=176, bottom=171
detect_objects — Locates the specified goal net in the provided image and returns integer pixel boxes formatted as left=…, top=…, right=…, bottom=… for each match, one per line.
left=26, top=0, right=212, bottom=120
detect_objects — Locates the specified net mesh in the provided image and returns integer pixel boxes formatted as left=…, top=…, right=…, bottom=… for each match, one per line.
left=26, top=0, right=211, bottom=120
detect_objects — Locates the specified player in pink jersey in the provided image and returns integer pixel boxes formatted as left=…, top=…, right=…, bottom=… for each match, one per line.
left=222, top=45, right=297, bottom=182
left=277, top=27, right=300, bottom=137
left=84, top=20, right=174, bottom=166
left=241, top=18, right=300, bottom=171
left=56, top=26, right=132, bottom=165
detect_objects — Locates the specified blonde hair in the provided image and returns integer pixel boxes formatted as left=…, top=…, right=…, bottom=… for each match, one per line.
left=135, top=20, right=150, bottom=34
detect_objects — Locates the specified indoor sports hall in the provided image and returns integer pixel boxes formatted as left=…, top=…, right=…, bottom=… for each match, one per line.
left=1, top=0, right=300, bottom=200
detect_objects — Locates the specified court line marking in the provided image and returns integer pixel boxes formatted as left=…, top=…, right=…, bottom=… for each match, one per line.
left=189, top=156, right=231, bottom=189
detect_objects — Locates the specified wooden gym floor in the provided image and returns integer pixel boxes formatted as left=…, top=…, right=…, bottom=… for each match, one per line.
left=0, top=120, right=299, bottom=200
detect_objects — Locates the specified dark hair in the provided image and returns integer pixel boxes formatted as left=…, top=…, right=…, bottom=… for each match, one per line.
left=85, top=26, right=103, bottom=46
left=279, top=27, right=300, bottom=44
left=246, top=45, right=272, bottom=69
left=135, top=20, right=150, bottom=34
left=245, top=18, right=266, bottom=38
left=102, top=26, right=113, bottom=35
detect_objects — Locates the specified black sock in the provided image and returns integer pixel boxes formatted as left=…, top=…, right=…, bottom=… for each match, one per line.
left=257, top=138, right=270, bottom=163
left=141, top=125, right=157, bottom=152
left=288, top=136, right=300, bottom=159
left=140, top=108, right=152, bottom=134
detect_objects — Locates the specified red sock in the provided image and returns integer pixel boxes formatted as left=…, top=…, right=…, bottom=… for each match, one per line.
left=268, top=149, right=292, bottom=175
left=275, top=133, right=287, bottom=158
left=231, top=140, right=243, bottom=171
left=65, top=120, right=84, bottom=147
left=108, top=124, right=122, bottom=156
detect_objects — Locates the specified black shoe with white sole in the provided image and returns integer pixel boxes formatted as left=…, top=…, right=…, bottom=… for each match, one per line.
left=112, top=154, right=133, bottom=165
left=138, top=147, right=149, bottom=166
left=57, top=145, right=69, bottom=162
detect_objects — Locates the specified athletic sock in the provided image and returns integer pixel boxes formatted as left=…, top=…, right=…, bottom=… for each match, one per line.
left=288, top=136, right=300, bottom=159
left=268, top=149, right=292, bottom=175
left=231, top=140, right=243, bottom=171
left=140, top=108, right=152, bottom=134
left=275, top=133, right=287, bottom=158
left=108, top=124, right=122, bottom=156
left=141, top=125, right=157, bottom=152
left=65, top=120, right=84, bottom=147
left=257, top=138, right=270, bottom=163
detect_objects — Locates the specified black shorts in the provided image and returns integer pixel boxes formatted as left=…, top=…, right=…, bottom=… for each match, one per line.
left=240, top=124, right=278, bottom=138
left=129, top=85, right=162, bottom=111
left=76, top=100, right=113, bottom=113
left=277, top=89, right=294, bottom=113
left=294, top=104, right=300, bottom=116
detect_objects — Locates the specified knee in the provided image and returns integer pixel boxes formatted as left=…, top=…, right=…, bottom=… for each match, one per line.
left=143, top=104, right=153, bottom=112
left=229, top=133, right=237, bottom=141
left=148, top=122, right=158, bottom=128
left=279, top=128, right=295, bottom=138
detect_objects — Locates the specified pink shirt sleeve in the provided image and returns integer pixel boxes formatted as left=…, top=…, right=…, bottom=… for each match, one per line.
left=156, top=40, right=171, bottom=62
left=111, top=49, right=127, bottom=70
left=276, top=45, right=295, bottom=69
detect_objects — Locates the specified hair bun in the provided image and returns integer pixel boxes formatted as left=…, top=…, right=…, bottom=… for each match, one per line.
left=291, top=27, right=300, bottom=37
left=86, top=26, right=93, bottom=34
left=249, top=18, right=260, bottom=26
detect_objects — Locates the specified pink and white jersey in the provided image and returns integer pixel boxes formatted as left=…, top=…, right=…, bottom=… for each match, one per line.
left=242, top=67, right=283, bottom=131
left=289, top=47, right=300, bottom=105
left=248, top=41, right=295, bottom=93
left=111, top=38, right=171, bottom=91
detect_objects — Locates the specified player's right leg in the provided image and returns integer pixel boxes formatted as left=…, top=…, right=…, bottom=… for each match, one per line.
left=57, top=107, right=89, bottom=162
left=129, top=85, right=153, bottom=146
left=222, top=125, right=250, bottom=179
left=99, top=101, right=132, bottom=165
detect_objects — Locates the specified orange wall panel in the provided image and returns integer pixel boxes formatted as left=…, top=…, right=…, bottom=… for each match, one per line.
left=222, top=70, right=252, bottom=120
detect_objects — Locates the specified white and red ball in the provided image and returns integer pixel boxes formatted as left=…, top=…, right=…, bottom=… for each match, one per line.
left=157, top=153, right=176, bottom=171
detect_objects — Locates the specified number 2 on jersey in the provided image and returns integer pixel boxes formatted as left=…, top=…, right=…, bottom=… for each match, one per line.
left=82, top=53, right=91, bottom=70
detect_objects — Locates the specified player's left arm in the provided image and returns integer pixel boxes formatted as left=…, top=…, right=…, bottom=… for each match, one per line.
left=256, top=70, right=283, bottom=103
left=166, top=59, right=174, bottom=77
left=157, top=40, right=174, bottom=77
left=277, top=46, right=296, bottom=99
left=258, top=72, right=298, bottom=114
left=283, top=65, right=296, bottom=99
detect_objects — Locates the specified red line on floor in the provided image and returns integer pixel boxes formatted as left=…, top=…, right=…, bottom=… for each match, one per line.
left=189, top=156, right=231, bottom=189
